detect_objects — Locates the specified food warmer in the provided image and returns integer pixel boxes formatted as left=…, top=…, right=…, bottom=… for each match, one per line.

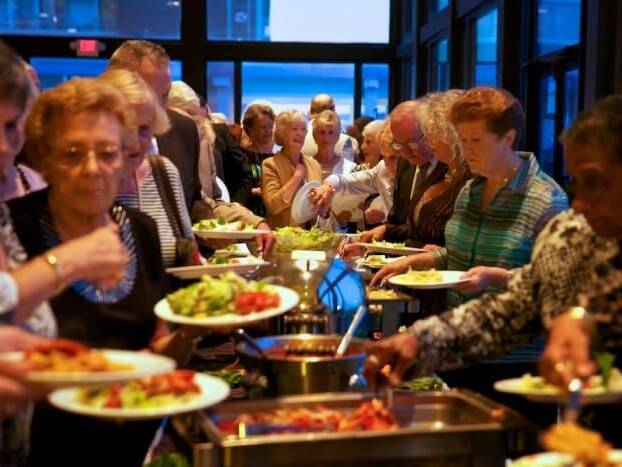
left=179, top=390, right=537, bottom=467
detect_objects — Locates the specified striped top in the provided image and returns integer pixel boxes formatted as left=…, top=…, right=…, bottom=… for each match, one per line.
left=434, top=152, right=568, bottom=307
left=117, top=157, right=193, bottom=267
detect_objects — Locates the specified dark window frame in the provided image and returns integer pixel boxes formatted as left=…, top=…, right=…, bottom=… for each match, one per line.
left=1, top=0, right=396, bottom=123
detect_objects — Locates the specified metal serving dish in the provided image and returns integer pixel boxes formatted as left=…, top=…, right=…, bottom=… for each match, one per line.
left=191, top=390, right=536, bottom=467
left=235, top=334, right=366, bottom=395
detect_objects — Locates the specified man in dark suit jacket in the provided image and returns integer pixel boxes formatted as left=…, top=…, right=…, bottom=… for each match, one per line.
left=342, top=100, right=445, bottom=255
left=212, top=122, right=255, bottom=207
left=156, top=109, right=203, bottom=212
left=108, top=40, right=275, bottom=253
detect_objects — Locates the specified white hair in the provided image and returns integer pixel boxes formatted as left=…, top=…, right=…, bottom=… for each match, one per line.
left=362, top=119, right=385, bottom=138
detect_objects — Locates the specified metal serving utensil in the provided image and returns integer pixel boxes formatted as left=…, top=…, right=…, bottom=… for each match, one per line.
left=336, top=305, right=366, bottom=358
left=231, top=329, right=267, bottom=360
left=563, top=377, right=583, bottom=423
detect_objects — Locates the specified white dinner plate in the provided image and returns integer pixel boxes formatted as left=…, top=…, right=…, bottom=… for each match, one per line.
left=193, top=227, right=265, bottom=240
left=48, top=373, right=230, bottom=420
left=353, top=242, right=426, bottom=256
left=388, top=271, right=469, bottom=290
left=510, top=450, right=622, bottom=467
left=0, top=350, right=176, bottom=388
left=291, top=181, right=321, bottom=224
left=360, top=255, right=405, bottom=270
left=154, top=285, right=299, bottom=327
left=166, top=258, right=270, bottom=279
left=494, top=376, right=622, bottom=404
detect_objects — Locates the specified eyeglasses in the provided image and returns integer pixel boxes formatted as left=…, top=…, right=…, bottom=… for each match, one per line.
left=390, top=132, right=426, bottom=152
left=57, top=143, right=121, bottom=167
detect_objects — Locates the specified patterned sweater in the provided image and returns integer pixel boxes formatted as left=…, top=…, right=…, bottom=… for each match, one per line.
left=433, top=152, right=569, bottom=307
left=409, top=210, right=618, bottom=375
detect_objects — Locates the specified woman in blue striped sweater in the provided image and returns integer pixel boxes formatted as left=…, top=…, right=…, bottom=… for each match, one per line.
left=372, top=87, right=568, bottom=307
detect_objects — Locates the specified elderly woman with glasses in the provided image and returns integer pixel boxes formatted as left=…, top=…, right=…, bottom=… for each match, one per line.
left=8, top=78, right=200, bottom=467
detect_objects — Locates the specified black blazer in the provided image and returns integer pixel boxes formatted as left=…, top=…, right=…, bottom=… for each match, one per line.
left=212, top=123, right=255, bottom=206
left=156, top=109, right=202, bottom=212
left=385, top=159, right=448, bottom=243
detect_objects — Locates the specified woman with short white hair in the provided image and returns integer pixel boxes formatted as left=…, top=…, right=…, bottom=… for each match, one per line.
left=360, top=119, right=386, bottom=170
left=261, top=109, right=321, bottom=227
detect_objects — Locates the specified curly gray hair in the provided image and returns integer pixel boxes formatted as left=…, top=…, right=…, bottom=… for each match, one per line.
left=415, top=89, right=465, bottom=162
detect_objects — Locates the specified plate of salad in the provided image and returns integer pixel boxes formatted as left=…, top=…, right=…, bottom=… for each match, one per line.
left=193, top=218, right=265, bottom=240
left=494, top=354, right=622, bottom=403
left=274, top=226, right=343, bottom=253
left=353, top=240, right=426, bottom=256
left=155, top=272, right=299, bottom=327
left=166, top=255, right=269, bottom=280
left=360, top=255, right=405, bottom=270
left=48, top=370, right=229, bottom=420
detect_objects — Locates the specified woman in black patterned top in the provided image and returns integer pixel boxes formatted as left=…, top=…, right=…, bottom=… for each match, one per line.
left=9, top=78, right=199, bottom=467
left=241, top=102, right=276, bottom=216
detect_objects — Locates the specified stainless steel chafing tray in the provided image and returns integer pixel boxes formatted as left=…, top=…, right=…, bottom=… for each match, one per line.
left=189, top=389, right=537, bottom=467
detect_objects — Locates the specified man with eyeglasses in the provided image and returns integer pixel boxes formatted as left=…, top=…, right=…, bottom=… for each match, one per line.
left=341, top=100, right=447, bottom=257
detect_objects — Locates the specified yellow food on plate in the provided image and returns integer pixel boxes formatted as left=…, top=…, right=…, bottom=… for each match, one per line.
left=25, top=340, right=132, bottom=373
left=541, top=422, right=612, bottom=465
left=402, top=269, right=444, bottom=284
left=367, top=288, right=399, bottom=300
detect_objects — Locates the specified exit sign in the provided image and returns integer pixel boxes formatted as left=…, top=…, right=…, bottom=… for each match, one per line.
left=71, top=39, right=101, bottom=57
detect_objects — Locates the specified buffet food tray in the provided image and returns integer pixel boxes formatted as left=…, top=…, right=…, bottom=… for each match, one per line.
left=190, top=389, right=537, bottom=467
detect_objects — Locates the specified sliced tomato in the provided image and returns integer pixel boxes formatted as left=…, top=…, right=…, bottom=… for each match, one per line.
left=235, top=292, right=280, bottom=315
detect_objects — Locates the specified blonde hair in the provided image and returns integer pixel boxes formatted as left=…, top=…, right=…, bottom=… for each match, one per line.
left=415, top=89, right=465, bottom=162
left=25, top=78, right=132, bottom=170
left=377, top=120, right=395, bottom=156
left=274, top=109, right=306, bottom=146
left=99, top=69, right=169, bottom=135
left=167, top=80, right=215, bottom=145
left=313, top=109, right=341, bottom=134
left=362, top=119, right=385, bottom=139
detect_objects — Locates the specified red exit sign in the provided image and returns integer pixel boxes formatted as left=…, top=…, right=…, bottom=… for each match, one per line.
left=71, top=39, right=101, bottom=57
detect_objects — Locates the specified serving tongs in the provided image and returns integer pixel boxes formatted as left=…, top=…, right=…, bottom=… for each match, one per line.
left=231, top=329, right=267, bottom=360
left=562, top=377, right=583, bottom=423
left=335, top=305, right=366, bottom=358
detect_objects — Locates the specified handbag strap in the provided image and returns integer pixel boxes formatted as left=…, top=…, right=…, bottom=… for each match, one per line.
left=148, top=155, right=183, bottom=239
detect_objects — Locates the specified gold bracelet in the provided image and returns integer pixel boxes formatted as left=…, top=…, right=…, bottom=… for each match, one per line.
left=43, top=253, right=66, bottom=294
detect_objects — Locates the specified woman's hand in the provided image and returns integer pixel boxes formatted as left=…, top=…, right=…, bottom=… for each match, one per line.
left=293, top=163, right=306, bottom=182
left=453, top=266, right=511, bottom=295
left=58, top=223, right=129, bottom=290
left=0, top=327, right=50, bottom=416
left=334, top=210, right=352, bottom=227
left=255, top=222, right=276, bottom=256
left=309, top=183, right=335, bottom=211
left=422, top=244, right=442, bottom=252
left=370, top=256, right=413, bottom=287
left=338, top=225, right=387, bottom=258
left=540, top=311, right=595, bottom=387
left=251, top=187, right=262, bottom=197
left=364, top=333, right=419, bottom=390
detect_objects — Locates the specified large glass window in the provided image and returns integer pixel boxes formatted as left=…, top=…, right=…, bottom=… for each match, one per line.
left=427, top=0, right=449, bottom=17
left=537, top=75, right=557, bottom=176
left=241, top=62, right=355, bottom=126
left=206, top=0, right=390, bottom=43
left=474, top=8, right=498, bottom=86
left=206, top=62, right=235, bottom=123
left=0, top=0, right=180, bottom=39
left=30, top=57, right=182, bottom=90
left=536, top=0, right=581, bottom=56
left=361, top=64, right=389, bottom=119
left=430, top=39, right=449, bottom=91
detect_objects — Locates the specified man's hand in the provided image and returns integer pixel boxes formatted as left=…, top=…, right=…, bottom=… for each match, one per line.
left=453, top=266, right=510, bottom=295
left=255, top=222, right=275, bottom=256
left=364, top=208, right=385, bottom=225
left=338, top=225, right=387, bottom=258
left=364, top=333, right=419, bottom=390
left=369, top=256, right=413, bottom=287
left=540, top=311, right=596, bottom=387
